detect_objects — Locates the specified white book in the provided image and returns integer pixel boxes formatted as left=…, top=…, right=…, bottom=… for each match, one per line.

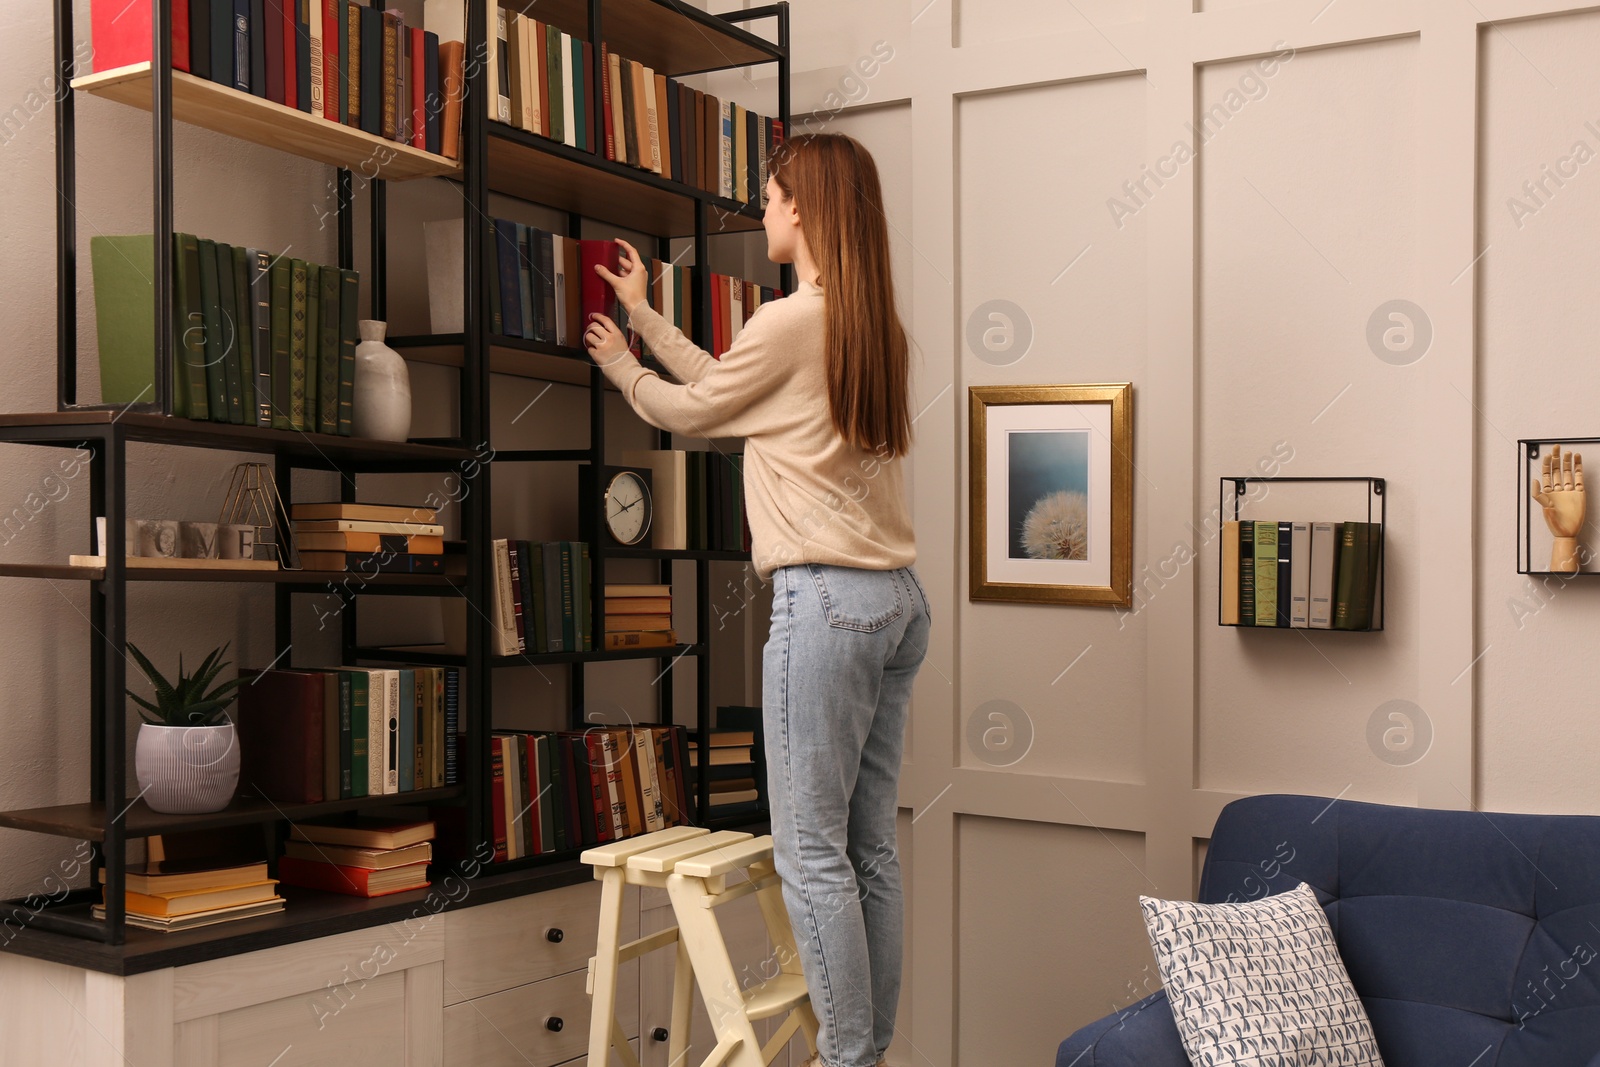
left=493, top=4, right=511, bottom=123
left=601, top=732, right=627, bottom=838
left=502, top=735, right=522, bottom=860
left=526, top=19, right=542, bottom=135
left=621, top=449, right=687, bottom=550
left=1290, top=522, right=1312, bottom=627
left=635, top=729, right=664, bottom=831
left=491, top=538, right=520, bottom=656
left=552, top=235, right=568, bottom=345
left=720, top=98, right=733, bottom=199
left=607, top=52, right=625, bottom=161
left=643, top=65, right=661, bottom=171
left=1309, top=522, right=1337, bottom=629
left=308, top=0, right=325, bottom=118
left=562, top=32, right=578, bottom=148
left=384, top=669, right=401, bottom=793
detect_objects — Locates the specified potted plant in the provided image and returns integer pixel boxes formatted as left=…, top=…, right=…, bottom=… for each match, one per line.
left=127, top=643, right=245, bottom=814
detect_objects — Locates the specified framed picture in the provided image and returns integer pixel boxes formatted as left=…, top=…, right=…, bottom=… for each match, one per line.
left=968, top=383, right=1133, bottom=606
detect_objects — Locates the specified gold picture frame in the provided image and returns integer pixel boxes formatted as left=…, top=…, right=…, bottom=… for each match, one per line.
left=969, top=383, right=1133, bottom=606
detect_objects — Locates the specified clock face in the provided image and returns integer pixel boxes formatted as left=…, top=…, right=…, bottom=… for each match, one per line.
left=605, top=471, right=651, bottom=546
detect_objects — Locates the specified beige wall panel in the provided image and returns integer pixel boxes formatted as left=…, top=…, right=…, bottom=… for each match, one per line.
left=957, top=815, right=1155, bottom=1065
left=957, top=74, right=1150, bottom=782
left=957, top=0, right=1147, bottom=48
left=1475, top=8, right=1600, bottom=815
left=1195, top=36, right=1424, bottom=801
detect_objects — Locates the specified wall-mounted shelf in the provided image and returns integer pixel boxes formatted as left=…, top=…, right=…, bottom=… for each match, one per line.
left=1518, top=438, right=1600, bottom=577
left=1218, top=476, right=1386, bottom=632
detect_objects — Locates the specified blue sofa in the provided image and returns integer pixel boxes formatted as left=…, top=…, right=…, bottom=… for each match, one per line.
left=1058, top=794, right=1600, bottom=1067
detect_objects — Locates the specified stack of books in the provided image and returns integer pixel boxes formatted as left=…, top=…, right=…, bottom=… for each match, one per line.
left=604, top=583, right=674, bottom=651
left=293, top=501, right=447, bottom=573
left=619, top=450, right=750, bottom=553
left=491, top=539, right=593, bottom=655
left=276, top=818, right=434, bottom=898
left=490, top=725, right=691, bottom=862
left=235, top=663, right=461, bottom=802
left=93, top=858, right=284, bottom=932
left=1220, top=520, right=1382, bottom=630
left=92, top=234, right=357, bottom=430
left=687, top=706, right=767, bottom=818
left=90, top=0, right=467, bottom=159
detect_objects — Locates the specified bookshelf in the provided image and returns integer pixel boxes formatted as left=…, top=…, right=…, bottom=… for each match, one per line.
left=1217, top=476, right=1387, bottom=632
left=2, top=0, right=789, bottom=953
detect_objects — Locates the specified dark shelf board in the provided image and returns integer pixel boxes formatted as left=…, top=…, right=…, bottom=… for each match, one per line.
left=0, top=412, right=475, bottom=471
left=1220, top=623, right=1383, bottom=633
left=389, top=333, right=672, bottom=387
left=487, top=123, right=764, bottom=237
left=352, top=643, right=702, bottom=666
left=534, top=0, right=783, bottom=76
left=0, top=562, right=463, bottom=592
left=0, top=786, right=465, bottom=842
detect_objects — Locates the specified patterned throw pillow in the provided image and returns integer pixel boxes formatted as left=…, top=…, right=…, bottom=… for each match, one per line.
left=1140, top=881, right=1385, bottom=1066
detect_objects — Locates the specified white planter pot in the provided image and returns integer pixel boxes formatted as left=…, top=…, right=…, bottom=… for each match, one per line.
left=352, top=320, right=413, bottom=442
left=134, top=722, right=240, bottom=814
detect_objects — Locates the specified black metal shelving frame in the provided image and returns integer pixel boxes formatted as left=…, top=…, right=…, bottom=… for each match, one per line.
left=1217, top=476, right=1387, bottom=631
left=3, top=0, right=789, bottom=949
left=1518, top=438, right=1600, bottom=577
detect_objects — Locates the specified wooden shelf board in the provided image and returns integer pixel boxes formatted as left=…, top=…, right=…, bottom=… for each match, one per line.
left=71, top=64, right=461, bottom=182
left=0, top=411, right=475, bottom=470
left=487, top=125, right=763, bottom=236
left=0, top=561, right=460, bottom=588
left=533, top=0, right=781, bottom=76
left=0, top=786, right=465, bottom=842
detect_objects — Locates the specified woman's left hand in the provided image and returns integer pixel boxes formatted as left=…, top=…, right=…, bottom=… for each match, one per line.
left=584, top=312, right=630, bottom=365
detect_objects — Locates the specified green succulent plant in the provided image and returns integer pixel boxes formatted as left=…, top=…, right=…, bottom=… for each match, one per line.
left=126, top=642, right=244, bottom=727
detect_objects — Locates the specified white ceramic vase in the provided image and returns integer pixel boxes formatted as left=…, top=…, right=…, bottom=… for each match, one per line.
left=134, top=722, right=240, bottom=814
left=352, top=320, right=412, bottom=442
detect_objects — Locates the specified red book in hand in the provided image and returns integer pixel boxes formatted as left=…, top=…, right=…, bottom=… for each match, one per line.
left=578, top=240, right=643, bottom=360
left=91, top=0, right=191, bottom=73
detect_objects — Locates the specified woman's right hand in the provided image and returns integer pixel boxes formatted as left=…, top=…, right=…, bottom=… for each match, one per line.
left=593, top=238, right=650, bottom=316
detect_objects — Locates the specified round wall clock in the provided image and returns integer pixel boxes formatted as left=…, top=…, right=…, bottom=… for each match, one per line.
left=603, top=469, right=652, bottom=546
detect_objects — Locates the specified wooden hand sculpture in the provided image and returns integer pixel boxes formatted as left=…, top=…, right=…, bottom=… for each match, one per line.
left=1532, top=444, right=1585, bottom=573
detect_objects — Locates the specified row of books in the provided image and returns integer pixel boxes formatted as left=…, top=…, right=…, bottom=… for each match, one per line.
left=276, top=817, right=435, bottom=898
left=1220, top=520, right=1382, bottom=630
left=490, top=725, right=691, bottom=861
left=235, top=664, right=461, bottom=803
left=93, top=0, right=466, bottom=158
left=95, top=857, right=284, bottom=931
left=495, top=11, right=595, bottom=151
left=492, top=539, right=593, bottom=655
left=604, top=584, right=674, bottom=650
left=291, top=500, right=449, bottom=573
left=92, top=233, right=358, bottom=432
left=489, top=222, right=630, bottom=349
left=690, top=708, right=768, bottom=816
left=621, top=449, right=751, bottom=553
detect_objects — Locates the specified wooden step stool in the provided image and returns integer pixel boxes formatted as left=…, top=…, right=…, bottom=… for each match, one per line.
left=584, top=825, right=819, bottom=1067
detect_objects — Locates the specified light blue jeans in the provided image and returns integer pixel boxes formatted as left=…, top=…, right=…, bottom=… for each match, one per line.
left=763, top=562, right=932, bottom=1067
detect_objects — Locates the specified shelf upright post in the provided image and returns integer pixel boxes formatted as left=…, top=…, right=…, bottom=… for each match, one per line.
left=101, top=428, right=128, bottom=945
left=274, top=455, right=294, bottom=656
left=462, top=0, right=492, bottom=861
left=655, top=235, right=675, bottom=733
left=54, top=0, right=76, bottom=409
left=588, top=0, right=604, bottom=162
left=691, top=202, right=712, bottom=821
left=576, top=211, right=596, bottom=725
left=152, top=0, right=175, bottom=415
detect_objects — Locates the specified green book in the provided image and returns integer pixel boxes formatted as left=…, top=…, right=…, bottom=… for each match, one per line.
left=340, top=669, right=370, bottom=797
left=337, top=671, right=353, bottom=799
left=303, top=263, right=320, bottom=431
left=576, top=540, right=590, bottom=651
left=269, top=256, right=293, bottom=429
left=246, top=249, right=273, bottom=426
left=214, top=242, right=245, bottom=424
left=1253, top=520, right=1278, bottom=627
left=544, top=733, right=566, bottom=851
left=89, top=233, right=187, bottom=417
left=338, top=269, right=359, bottom=435
left=196, top=238, right=228, bottom=422
left=547, top=27, right=564, bottom=144
left=1333, top=522, right=1378, bottom=631
left=318, top=265, right=341, bottom=434
left=528, top=543, right=548, bottom=653
left=559, top=541, right=576, bottom=652
left=231, top=246, right=255, bottom=426
left=570, top=34, right=584, bottom=152
left=289, top=259, right=310, bottom=430
left=175, top=233, right=209, bottom=415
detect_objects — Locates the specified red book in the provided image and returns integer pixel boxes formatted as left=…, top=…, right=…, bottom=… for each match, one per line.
left=410, top=26, right=426, bottom=148
left=282, top=0, right=298, bottom=109
left=579, top=239, right=623, bottom=324
left=276, top=856, right=430, bottom=897
left=525, top=734, right=542, bottom=854
left=711, top=272, right=726, bottom=359
left=235, top=668, right=326, bottom=804
left=490, top=736, right=508, bottom=862
left=322, top=0, right=340, bottom=120
left=263, top=0, right=285, bottom=102
left=90, top=0, right=190, bottom=73
left=583, top=39, right=596, bottom=156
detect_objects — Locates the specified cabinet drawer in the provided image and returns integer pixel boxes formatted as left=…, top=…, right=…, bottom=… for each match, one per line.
left=444, top=965, right=638, bottom=1067
left=444, top=880, right=638, bottom=1004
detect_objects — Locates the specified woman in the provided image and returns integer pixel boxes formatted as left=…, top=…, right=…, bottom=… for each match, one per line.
left=584, top=132, right=930, bottom=1067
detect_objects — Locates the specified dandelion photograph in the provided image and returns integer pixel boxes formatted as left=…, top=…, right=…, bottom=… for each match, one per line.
left=969, top=383, right=1133, bottom=606
left=1007, top=431, right=1091, bottom=561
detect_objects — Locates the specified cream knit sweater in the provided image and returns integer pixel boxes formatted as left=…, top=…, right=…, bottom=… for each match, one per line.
left=595, top=277, right=916, bottom=581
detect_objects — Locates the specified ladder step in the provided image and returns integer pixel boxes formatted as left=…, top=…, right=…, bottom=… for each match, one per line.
left=627, top=830, right=755, bottom=873
left=742, top=973, right=810, bottom=1021
left=673, top=835, right=775, bottom=879
left=580, top=825, right=709, bottom=868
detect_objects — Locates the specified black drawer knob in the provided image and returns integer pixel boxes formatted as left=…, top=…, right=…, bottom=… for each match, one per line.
left=652, top=1027, right=670, bottom=1042
left=546, top=1017, right=564, bottom=1033
left=546, top=928, right=564, bottom=943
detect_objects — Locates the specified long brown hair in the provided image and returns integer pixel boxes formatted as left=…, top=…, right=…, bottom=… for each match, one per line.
left=768, top=133, right=911, bottom=458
